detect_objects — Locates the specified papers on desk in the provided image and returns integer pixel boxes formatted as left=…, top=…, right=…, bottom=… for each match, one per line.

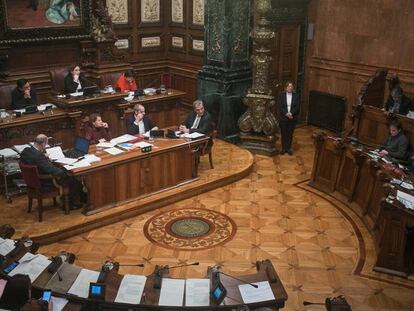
left=115, top=274, right=147, bottom=304
left=158, top=278, right=185, bottom=306
left=182, top=132, right=205, bottom=139
left=238, top=281, right=275, bottom=304
left=185, top=278, right=210, bottom=306
left=61, top=154, right=101, bottom=170
left=96, top=141, right=115, bottom=148
left=56, top=157, right=78, bottom=165
left=38, top=103, right=56, bottom=111
left=50, top=296, right=68, bottom=311
left=0, top=238, right=15, bottom=256
left=67, top=269, right=100, bottom=298
left=110, top=134, right=137, bottom=145
left=117, top=143, right=135, bottom=150
left=9, top=253, right=51, bottom=282
left=84, top=154, right=101, bottom=163
left=144, top=88, right=156, bottom=95
left=391, top=178, right=414, bottom=190
left=70, top=91, right=83, bottom=97
left=63, top=159, right=91, bottom=170
left=397, top=190, right=414, bottom=210
left=13, top=144, right=31, bottom=154
left=134, top=142, right=153, bottom=148
left=46, top=146, right=65, bottom=161
left=0, top=148, right=18, bottom=158
left=104, top=147, right=124, bottom=155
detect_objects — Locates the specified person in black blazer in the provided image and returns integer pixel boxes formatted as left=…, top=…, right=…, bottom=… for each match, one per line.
left=278, top=81, right=300, bottom=155
left=179, top=100, right=212, bottom=135
left=11, top=79, right=38, bottom=110
left=383, top=87, right=413, bottom=116
left=125, top=104, right=158, bottom=135
left=20, top=134, right=86, bottom=209
left=63, top=64, right=92, bottom=94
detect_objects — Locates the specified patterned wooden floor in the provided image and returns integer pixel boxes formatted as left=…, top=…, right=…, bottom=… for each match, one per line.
left=4, top=126, right=414, bottom=310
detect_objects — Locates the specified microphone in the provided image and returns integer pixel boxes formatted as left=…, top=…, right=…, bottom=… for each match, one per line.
left=212, top=267, right=258, bottom=288
left=48, top=256, right=63, bottom=281
left=153, top=262, right=199, bottom=289
left=98, top=261, right=145, bottom=283
left=303, top=301, right=325, bottom=306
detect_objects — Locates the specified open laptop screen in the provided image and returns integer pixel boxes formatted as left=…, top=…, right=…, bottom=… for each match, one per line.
left=74, top=136, right=90, bottom=154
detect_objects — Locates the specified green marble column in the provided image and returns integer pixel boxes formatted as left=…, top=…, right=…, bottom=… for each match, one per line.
left=197, top=0, right=251, bottom=142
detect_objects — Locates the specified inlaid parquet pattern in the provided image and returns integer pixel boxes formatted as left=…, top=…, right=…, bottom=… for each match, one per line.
left=5, top=126, right=414, bottom=310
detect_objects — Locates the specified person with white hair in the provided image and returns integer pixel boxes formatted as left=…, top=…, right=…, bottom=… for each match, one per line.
left=179, top=99, right=212, bottom=135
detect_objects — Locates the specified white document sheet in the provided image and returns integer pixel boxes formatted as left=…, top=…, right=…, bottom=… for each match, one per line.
left=50, top=296, right=68, bottom=311
left=238, top=281, right=275, bottom=304
left=185, top=278, right=210, bottom=306
left=9, top=253, right=51, bottom=282
left=84, top=154, right=101, bottom=163
left=104, top=147, right=124, bottom=155
left=68, top=269, right=100, bottom=298
left=63, top=159, right=91, bottom=170
left=70, top=92, right=83, bottom=97
left=110, top=134, right=137, bottom=145
left=114, top=274, right=147, bottom=304
left=0, top=148, right=18, bottom=158
left=56, top=157, right=78, bottom=165
left=96, top=142, right=115, bottom=148
left=38, top=104, right=56, bottom=111
left=158, top=278, right=185, bottom=306
left=134, top=142, right=153, bottom=148
left=397, top=190, right=414, bottom=210
left=0, top=238, right=15, bottom=256
left=13, top=144, right=31, bottom=153
left=182, top=132, right=205, bottom=139
left=46, top=146, right=65, bottom=160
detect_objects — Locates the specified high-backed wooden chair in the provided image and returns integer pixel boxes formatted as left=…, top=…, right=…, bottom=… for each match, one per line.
left=100, top=72, right=122, bottom=88
left=0, top=84, right=15, bottom=110
left=19, top=161, right=69, bottom=222
left=49, top=67, right=68, bottom=94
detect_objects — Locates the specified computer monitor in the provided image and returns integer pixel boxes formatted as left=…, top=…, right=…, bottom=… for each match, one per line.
left=74, top=136, right=90, bottom=154
left=83, top=85, right=98, bottom=97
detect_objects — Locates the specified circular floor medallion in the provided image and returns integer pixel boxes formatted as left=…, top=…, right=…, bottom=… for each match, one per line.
left=144, top=208, right=237, bottom=250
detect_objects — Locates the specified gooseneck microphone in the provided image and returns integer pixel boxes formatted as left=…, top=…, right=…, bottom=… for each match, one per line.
left=212, top=267, right=258, bottom=288
left=153, top=262, right=199, bottom=289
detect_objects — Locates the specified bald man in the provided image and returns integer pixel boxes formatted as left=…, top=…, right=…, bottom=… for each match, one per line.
left=125, top=104, right=158, bottom=135
left=20, top=134, right=86, bottom=209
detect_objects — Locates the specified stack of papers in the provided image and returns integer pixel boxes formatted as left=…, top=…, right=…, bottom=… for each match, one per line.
left=397, top=190, right=414, bottom=210
left=38, top=104, right=56, bottom=111
left=182, top=132, right=205, bottom=139
left=104, top=147, right=124, bottom=155
left=238, top=281, right=275, bottom=303
left=185, top=279, right=210, bottom=306
left=50, top=296, right=68, bottom=311
left=70, top=92, right=83, bottom=97
left=0, top=238, right=16, bottom=256
left=158, top=278, right=185, bottom=306
left=68, top=269, right=100, bottom=298
left=135, top=142, right=153, bottom=148
left=0, top=148, right=18, bottom=158
left=84, top=154, right=101, bottom=163
left=9, top=253, right=51, bottom=282
left=13, top=144, right=31, bottom=154
left=115, top=275, right=147, bottom=304
left=118, top=143, right=135, bottom=150
left=46, top=147, right=65, bottom=161
left=110, top=134, right=137, bottom=145
left=63, top=159, right=91, bottom=170
left=96, top=141, right=115, bottom=148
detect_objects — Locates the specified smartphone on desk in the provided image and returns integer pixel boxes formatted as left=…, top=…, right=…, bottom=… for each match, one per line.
left=3, top=261, right=18, bottom=274
left=41, top=289, right=52, bottom=302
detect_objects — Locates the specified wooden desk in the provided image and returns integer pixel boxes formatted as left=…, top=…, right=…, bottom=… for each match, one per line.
left=49, top=89, right=186, bottom=137
left=70, top=137, right=208, bottom=215
left=310, top=132, right=414, bottom=277
left=0, top=108, right=81, bottom=149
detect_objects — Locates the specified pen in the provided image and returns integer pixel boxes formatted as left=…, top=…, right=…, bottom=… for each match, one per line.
left=74, top=156, right=85, bottom=163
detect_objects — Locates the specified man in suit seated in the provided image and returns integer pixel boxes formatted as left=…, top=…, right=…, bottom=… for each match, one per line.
left=83, top=113, right=112, bottom=144
left=379, top=119, right=408, bottom=160
left=179, top=100, right=212, bottom=135
left=383, top=87, right=413, bottom=116
left=20, top=134, right=86, bottom=209
left=11, top=79, right=38, bottom=110
left=125, top=104, right=158, bottom=136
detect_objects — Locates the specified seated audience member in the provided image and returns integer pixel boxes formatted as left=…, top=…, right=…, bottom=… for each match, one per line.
left=179, top=100, right=212, bottom=135
left=115, top=70, right=137, bottom=93
left=126, top=104, right=158, bottom=136
left=20, top=134, right=87, bottom=209
left=64, top=64, right=91, bottom=94
left=379, top=119, right=408, bottom=160
left=84, top=113, right=112, bottom=144
left=11, top=79, right=38, bottom=109
left=383, top=87, right=413, bottom=116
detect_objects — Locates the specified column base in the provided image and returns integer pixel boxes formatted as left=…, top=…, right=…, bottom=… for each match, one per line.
left=239, top=132, right=278, bottom=156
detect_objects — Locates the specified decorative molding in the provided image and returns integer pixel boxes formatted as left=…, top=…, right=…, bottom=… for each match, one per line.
left=106, top=0, right=129, bottom=24
left=192, top=39, right=204, bottom=51
left=172, top=36, right=184, bottom=48
left=141, top=0, right=160, bottom=23
left=115, top=38, right=130, bottom=49
left=171, top=0, right=183, bottom=23
left=141, top=36, right=161, bottom=48
left=192, top=0, right=204, bottom=26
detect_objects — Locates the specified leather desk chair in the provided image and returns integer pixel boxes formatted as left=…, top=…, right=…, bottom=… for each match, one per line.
left=0, top=84, right=15, bottom=110
left=100, top=72, right=122, bottom=89
left=49, top=67, right=68, bottom=94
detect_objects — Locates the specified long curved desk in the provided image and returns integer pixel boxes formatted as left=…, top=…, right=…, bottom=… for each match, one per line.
left=310, top=132, right=414, bottom=277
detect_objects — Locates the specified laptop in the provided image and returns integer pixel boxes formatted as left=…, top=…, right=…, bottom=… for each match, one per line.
left=82, top=85, right=99, bottom=97
left=64, top=136, right=90, bottom=158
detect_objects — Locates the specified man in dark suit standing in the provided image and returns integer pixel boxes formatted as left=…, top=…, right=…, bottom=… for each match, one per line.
left=125, top=104, right=158, bottom=135
left=179, top=100, right=212, bottom=135
left=278, top=81, right=300, bottom=155
left=20, top=134, right=86, bottom=209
